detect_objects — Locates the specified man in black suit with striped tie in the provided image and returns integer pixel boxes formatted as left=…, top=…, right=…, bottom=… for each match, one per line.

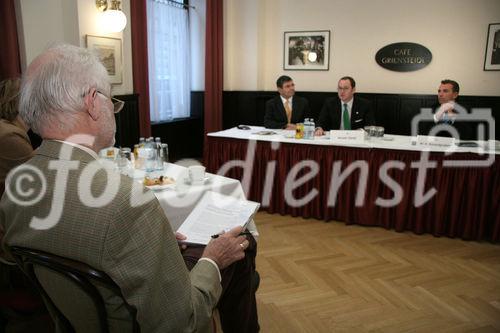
left=264, top=75, right=310, bottom=130
left=315, top=76, right=375, bottom=136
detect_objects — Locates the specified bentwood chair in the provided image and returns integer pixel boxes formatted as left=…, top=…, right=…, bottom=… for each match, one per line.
left=8, top=246, right=139, bottom=333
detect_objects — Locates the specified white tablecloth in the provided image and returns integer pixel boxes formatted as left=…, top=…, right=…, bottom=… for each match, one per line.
left=146, top=163, right=259, bottom=238
left=207, top=126, right=500, bottom=155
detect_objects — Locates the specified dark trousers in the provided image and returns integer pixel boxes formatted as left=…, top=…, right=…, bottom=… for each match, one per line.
left=182, top=236, right=259, bottom=333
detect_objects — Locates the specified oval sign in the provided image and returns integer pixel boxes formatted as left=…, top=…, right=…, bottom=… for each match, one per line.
left=375, top=42, right=432, bottom=72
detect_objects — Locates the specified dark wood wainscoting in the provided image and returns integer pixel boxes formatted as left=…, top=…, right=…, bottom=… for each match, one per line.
left=114, top=92, right=204, bottom=161
left=150, top=91, right=204, bottom=161
left=223, top=91, right=500, bottom=140
left=114, top=93, right=140, bottom=149
left=114, top=91, right=499, bottom=160
left=151, top=117, right=203, bottom=162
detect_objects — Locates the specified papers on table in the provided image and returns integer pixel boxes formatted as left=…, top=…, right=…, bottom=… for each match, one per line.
left=252, top=130, right=277, bottom=135
left=176, top=191, right=260, bottom=245
left=416, top=135, right=455, bottom=148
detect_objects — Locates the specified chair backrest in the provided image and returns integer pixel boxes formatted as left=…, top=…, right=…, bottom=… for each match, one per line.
left=8, top=246, right=139, bottom=333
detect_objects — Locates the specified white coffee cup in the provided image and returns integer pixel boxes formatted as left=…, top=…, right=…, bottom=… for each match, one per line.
left=188, top=165, right=206, bottom=184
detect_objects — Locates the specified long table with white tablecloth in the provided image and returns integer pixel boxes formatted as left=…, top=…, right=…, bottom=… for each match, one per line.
left=204, top=126, right=500, bottom=241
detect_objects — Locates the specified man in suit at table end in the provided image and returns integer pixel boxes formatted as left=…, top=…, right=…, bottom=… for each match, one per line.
left=419, top=79, right=474, bottom=140
left=315, top=76, right=375, bottom=136
left=264, top=75, right=310, bottom=130
left=0, top=44, right=258, bottom=332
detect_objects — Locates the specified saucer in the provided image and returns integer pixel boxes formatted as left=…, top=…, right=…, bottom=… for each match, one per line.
left=145, top=183, right=175, bottom=191
left=184, top=176, right=211, bottom=186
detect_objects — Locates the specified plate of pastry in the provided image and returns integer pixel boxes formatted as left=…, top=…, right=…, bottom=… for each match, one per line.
left=143, top=175, right=176, bottom=191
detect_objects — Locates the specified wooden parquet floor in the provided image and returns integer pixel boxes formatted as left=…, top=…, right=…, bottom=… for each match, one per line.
left=254, top=212, right=500, bottom=332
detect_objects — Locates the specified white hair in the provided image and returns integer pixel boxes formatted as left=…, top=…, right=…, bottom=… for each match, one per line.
left=19, top=43, right=110, bottom=135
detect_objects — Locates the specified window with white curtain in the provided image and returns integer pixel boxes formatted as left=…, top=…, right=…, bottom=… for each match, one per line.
left=147, top=0, right=190, bottom=122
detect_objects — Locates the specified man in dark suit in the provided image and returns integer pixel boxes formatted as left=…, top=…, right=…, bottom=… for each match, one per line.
left=420, top=79, right=473, bottom=140
left=315, top=76, right=375, bottom=135
left=264, top=75, right=310, bottom=129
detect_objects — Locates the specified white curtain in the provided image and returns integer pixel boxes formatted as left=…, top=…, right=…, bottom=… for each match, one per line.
left=147, top=0, right=190, bottom=122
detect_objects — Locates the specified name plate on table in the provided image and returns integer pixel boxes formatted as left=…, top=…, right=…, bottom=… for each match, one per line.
left=330, top=130, right=365, bottom=144
left=416, top=135, right=455, bottom=148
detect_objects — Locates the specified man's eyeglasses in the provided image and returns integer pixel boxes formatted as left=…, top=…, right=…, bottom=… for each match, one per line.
left=96, top=90, right=125, bottom=113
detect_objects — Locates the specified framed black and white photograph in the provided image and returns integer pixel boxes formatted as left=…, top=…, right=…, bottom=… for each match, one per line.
left=284, top=30, right=330, bottom=71
left=86, top=35, right=123, bottom=84
left=484, top=23, right=500, bottom=71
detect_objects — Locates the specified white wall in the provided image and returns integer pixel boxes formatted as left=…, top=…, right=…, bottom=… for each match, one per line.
left=76, top=0, right=133, bottom=95
left=16, top=0, right=497, bottom=96
left=224, top=0, right=261, bottom=91
left=15, top=0, right=133, bottom=95
left=16, top=0, right=205, bottom=94
left=16, top=0, right=79, bottom=70
left=223, top=0, right=500, bottom=96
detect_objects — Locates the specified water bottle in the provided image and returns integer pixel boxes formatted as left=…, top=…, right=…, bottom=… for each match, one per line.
left=144, top=138, right=156, bottom=172
left=309, top=118, right=315, bottom=139
left=155, top=137, right=163, bottom=170
left=135, top=143, right=144, bottom=170
left=304, top=118, right=312, bottom=139
left=303, top=118, right=309, bottom=139
left=160, top=143, right=169, bottom=165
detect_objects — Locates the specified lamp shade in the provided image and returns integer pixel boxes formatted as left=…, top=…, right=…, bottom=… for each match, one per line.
left=101, top=9, right=127, bottom=32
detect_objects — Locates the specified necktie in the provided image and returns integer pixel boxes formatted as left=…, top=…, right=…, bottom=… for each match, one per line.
left=284, top=99, right=292, bottom=124
left=442, top=112, right=449, bottom=123
left=342, top=103, right=351, bottom=130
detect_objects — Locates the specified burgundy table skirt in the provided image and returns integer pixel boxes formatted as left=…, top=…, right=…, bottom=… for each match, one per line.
left=204, top=136, right=500, bottom=242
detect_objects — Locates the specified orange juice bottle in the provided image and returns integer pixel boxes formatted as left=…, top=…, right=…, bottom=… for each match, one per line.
left=295, top=123, right=304, bottom=139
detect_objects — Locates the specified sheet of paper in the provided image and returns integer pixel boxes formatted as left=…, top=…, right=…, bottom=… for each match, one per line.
left=416, top=135, right=455, bottom=148
left=252, top=130, right=277, bottom=135
left=330, top=130, right=365, bottom=144
left=176, top=191, right=260, bottom=245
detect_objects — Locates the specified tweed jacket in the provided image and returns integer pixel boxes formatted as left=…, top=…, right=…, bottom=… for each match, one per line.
left=0, top=118, right=33, bottom=197
left=0, top=140, right=220, bottom=332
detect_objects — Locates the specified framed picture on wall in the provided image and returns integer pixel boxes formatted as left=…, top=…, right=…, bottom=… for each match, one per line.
left=284, top=30, right=330, bottom=71
left=484, top=23, right=500, bottom=71
left=86, top=35, right=123, bottom=84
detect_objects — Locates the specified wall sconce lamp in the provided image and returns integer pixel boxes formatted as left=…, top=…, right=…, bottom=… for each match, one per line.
left=96, top=0, right=127, bottom=33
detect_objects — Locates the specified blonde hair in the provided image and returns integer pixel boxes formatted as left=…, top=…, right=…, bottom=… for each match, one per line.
left=0, top=78, right=21, bottom=121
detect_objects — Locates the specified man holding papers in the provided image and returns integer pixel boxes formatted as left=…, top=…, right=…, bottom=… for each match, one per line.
left=0, top=44, right=258, bottom=332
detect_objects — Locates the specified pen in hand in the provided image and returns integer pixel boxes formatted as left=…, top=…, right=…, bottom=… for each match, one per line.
left=211, top=231, right=252, bottom=239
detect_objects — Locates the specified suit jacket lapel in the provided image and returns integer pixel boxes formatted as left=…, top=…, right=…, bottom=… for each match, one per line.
left=332, top=99, right=341, bottom=129
left=350, top=97, right=359, bottom=127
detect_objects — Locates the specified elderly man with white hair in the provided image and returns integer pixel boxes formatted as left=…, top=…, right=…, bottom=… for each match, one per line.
left=0, top=44, right=259, bottom=332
